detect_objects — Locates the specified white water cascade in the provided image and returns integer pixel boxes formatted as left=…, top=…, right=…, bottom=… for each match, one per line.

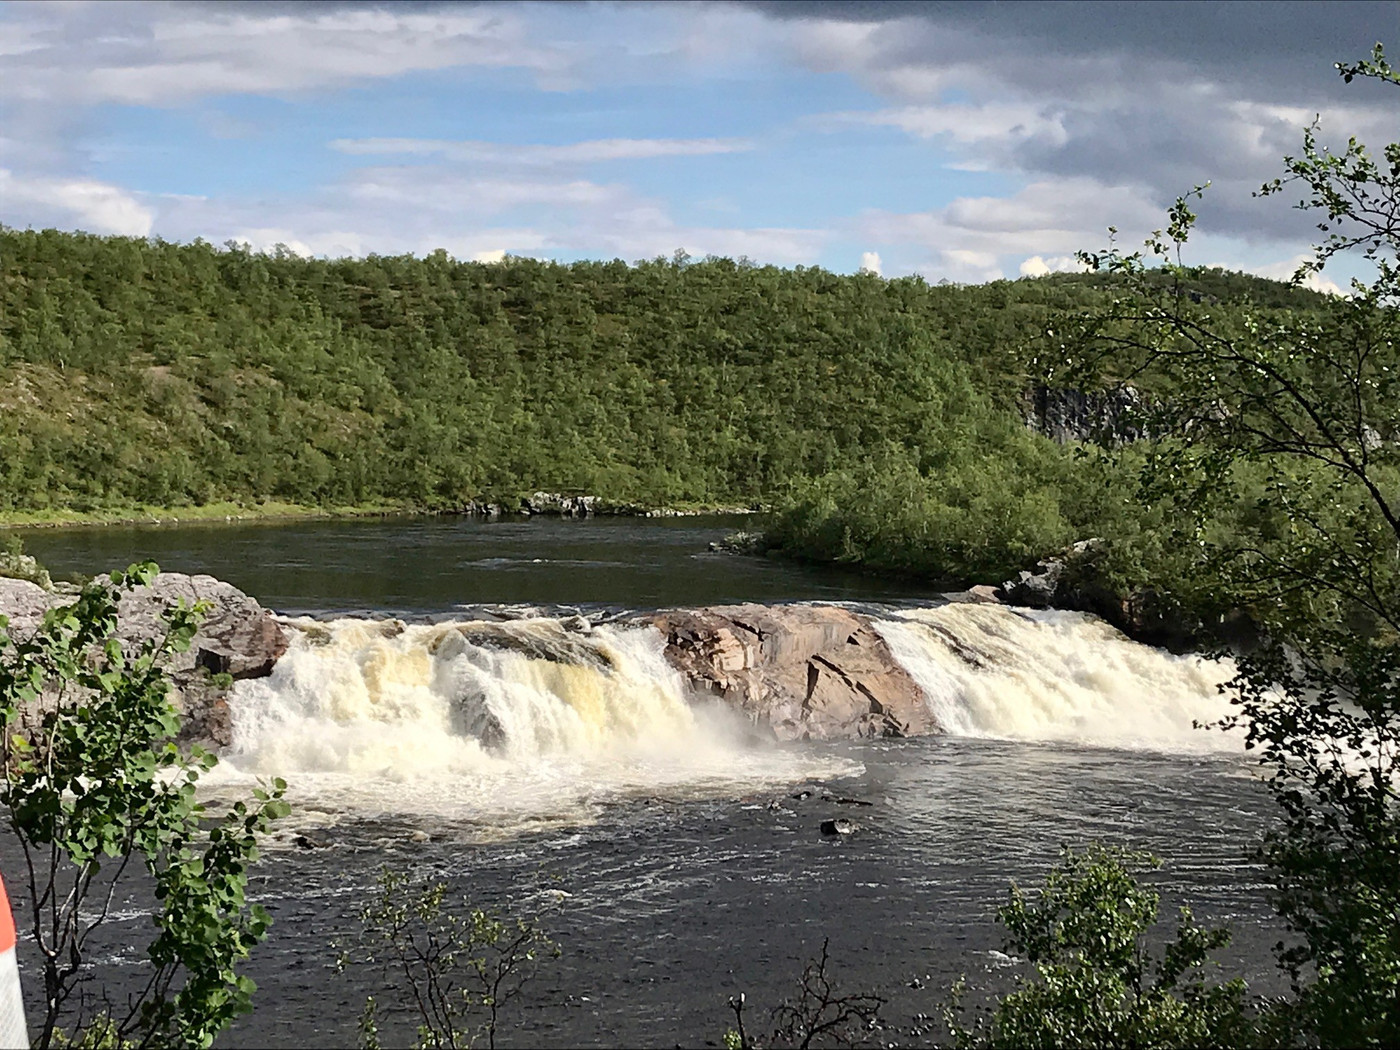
left=212, top=603, right=1242, bottom=828
left=873, top=604, right=1240, bottom=752
left=214, top=615, right=858, bottom=828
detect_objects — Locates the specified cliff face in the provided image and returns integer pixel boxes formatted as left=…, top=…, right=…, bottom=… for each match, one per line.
left=1024, top=384, right=1155, bottom=445
left=651, top=603, right=935, bottom=741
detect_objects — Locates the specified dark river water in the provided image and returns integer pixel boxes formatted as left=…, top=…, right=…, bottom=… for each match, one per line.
left=7, top=514, right=934, bottom=616
left=2, top=516, right=1285, bottom=1047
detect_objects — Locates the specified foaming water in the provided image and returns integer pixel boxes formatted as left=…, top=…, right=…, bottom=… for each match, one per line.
left=212, top=616, right=860, bottom=830
left=873, top=604, right=1241, bottom=752
left=211, top=602, right=1251, bottom=830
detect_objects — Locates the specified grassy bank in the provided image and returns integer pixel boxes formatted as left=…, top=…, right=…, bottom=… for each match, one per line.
left=0, top=497, right=762, bottom=530
left=0, top=499, right=413, bottom=530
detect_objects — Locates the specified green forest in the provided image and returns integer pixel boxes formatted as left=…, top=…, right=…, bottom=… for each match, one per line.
left=0, top=226, right=1327, bottom=591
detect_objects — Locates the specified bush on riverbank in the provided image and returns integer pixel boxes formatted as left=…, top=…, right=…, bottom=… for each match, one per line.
left=0, top=563, right=288, bottom=1048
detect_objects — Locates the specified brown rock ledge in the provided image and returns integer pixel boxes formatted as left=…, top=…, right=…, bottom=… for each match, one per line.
left=651, top=603, right=934, bottom=741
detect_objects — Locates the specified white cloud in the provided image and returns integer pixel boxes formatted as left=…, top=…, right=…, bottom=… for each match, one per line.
left=1020, top=254, right=1088, bottom=277
left=920, top=249, right=1003, bottom=285
left=826, top=102, right=1069, bottom=149
left=473, top=249, right=508, bottom=264
left=229, top=228, right=361, bottom=258
left=859, top=178, right=1162, bottom=261
left=96, top=157, right=826, bottom=267
left=330, top=137, right=754, bottom=165
left=1250, top=253, right=1346, bottom=296
left=7, top=5, right=574, bottom=107
left=859, top=250, right=882, bottom=275
left=344, top=170, right=631, bottom=216
left=0, top=167, right=152, bottom=235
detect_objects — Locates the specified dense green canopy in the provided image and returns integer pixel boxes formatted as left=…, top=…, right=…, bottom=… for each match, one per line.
left=0, top=226, right=1324, bottom=583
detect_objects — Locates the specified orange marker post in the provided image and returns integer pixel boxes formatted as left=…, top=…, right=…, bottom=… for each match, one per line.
left=0, top=874, right=28, bottom=1049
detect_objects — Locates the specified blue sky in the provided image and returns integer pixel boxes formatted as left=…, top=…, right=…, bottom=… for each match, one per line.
left=1, top=0, right=1396, bottom=287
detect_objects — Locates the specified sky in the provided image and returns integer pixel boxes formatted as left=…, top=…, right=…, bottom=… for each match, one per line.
left=1, top=0, right=1396, bottom=286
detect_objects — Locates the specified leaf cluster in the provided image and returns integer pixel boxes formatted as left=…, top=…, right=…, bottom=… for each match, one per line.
left=0, top=564, right=289, bottom=1048
left=945, top=845, right=1267, bottom=1050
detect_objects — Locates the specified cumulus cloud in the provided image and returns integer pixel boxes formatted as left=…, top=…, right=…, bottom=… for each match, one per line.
left=859, top=177, right=1163, bottom=262
left=1019, top=255, right=1086, bottom=278
left=920, top=249, right=1003, bottom=285
left=1250, top=253, right=1347, bottom=296
left=859, top=250, right=882, bottom=275
left=0, top=168, right=153, bottom=235
left=778, top=2, right=1396, bottom=251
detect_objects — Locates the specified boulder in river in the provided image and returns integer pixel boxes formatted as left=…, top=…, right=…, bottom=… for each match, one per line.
left=0, top=572, right=286, bottom=750
left=651, top=603, right=934, bottom=742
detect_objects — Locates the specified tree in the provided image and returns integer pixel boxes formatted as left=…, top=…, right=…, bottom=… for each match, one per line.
left=346, top=868, right=558, bottom=1050
left=944, top=845, right=1263, bottom=1049
left=0, top=562, right=289, bottom=1049
left=724, top=939, right=886, bottom=1050
left=1062, top=44, right=1400, bottom=1047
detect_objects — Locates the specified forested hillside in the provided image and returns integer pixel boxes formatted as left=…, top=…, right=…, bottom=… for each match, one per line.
left=0, top=226, right=1323, bottom=580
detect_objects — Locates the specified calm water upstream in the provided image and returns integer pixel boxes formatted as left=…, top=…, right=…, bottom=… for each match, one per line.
left=7, top=514, right=934, bottom=615
left=3, top=516, right=1286, bottom=1047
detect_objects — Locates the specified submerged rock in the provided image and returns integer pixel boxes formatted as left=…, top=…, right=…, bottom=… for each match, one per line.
left=820, top=817, right=860, bottom=836
left=651, top=603, right=935, bottom=742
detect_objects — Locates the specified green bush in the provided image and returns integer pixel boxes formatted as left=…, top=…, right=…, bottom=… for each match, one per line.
left=0, top=563, right=289, bottom=1048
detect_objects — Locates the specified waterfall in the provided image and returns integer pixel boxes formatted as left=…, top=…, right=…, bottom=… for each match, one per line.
left=215, top=615, right=858, bottom=824
left=873, top=604, right=1239, bottom=752
left=213, top=602, right=1241, bottom=825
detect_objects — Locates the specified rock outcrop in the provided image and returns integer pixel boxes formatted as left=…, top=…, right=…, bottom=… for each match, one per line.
left=1024, top=384, right=1156, bottom=445
left=0, top=572, right=286, bottom=749
left=0, top=577, right=55, bottom=636
left=996, top=539, right=1258, bottom=652
left=522, top=492, right=602, bottom=517
left=651, top=603, right=934, bottom=741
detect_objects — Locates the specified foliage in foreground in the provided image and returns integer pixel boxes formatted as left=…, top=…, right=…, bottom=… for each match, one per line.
left=0, top=563, right=288, bottom=1049
left=1061, top=44, right=1400, bottom=1048
left=345, top=867, right=558, bottom=1050
left=725, top=939, right=887, bottom=1050
left=946, top=846, right=1265, bottom=1049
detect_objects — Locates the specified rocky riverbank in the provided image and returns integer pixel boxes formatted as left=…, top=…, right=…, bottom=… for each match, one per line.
left=0, top=573, right=287, bottom=750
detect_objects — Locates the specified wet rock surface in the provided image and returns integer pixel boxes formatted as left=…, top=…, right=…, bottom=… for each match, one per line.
left=651, top=603, right=935, bottom=741
left=0, top=572, right=286, bottom=749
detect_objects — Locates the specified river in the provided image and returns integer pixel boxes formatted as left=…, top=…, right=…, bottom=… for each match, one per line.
left=5, top=515, right=1285, bottom=1047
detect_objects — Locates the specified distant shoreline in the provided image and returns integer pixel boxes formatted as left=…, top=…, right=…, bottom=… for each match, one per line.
left=0, top=498, right=760, bottom=531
